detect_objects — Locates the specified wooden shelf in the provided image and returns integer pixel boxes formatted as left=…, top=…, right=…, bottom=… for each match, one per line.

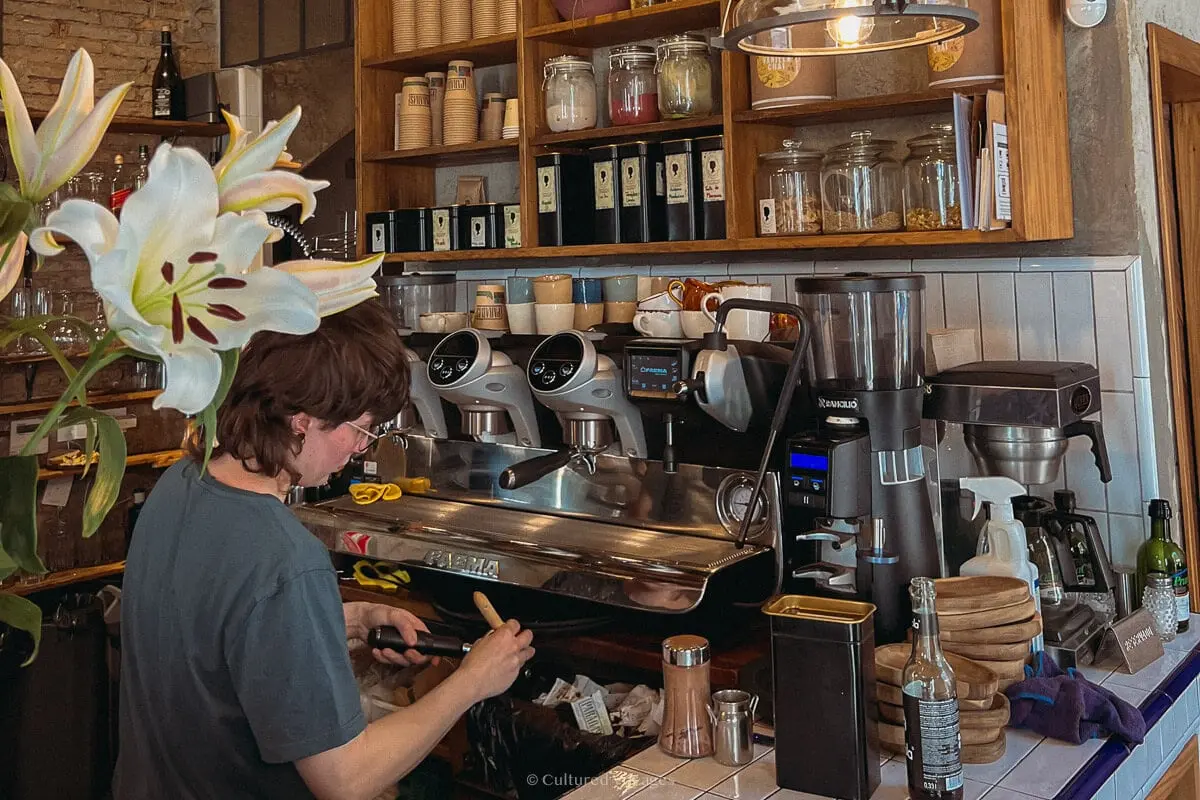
left=382, top=228, right=1018, bottom=262
left=0, top=390, right=162, bottom=417
left=2, top=561, right=124, bottom=596
left=526, top=0, right=721, bottom=47
left=362, top=34, right=519, bottom=72
left=733, top=82, right=1005, bottom=126
left=4, top=110, right=228, bottom=138
left=37, top=449, right=184, bottom=481
left=533, top=115, right=723, bottom=147
left=363, top=139, right=520, bottom=166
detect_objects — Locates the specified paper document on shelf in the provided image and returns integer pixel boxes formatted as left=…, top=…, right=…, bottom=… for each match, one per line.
left=952, top=93, right=976, bottom=229
left=992, top=122, right=1012, bottom=222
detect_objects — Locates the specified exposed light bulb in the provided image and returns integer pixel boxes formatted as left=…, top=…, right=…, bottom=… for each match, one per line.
left=825, top=11, right=875, bottom=47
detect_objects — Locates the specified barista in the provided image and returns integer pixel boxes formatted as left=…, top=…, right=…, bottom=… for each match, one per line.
left=114, top=301, right=535, bottom=800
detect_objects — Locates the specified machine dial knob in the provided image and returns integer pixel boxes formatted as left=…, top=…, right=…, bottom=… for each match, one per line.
left=431, top=358, right=445, bottom=371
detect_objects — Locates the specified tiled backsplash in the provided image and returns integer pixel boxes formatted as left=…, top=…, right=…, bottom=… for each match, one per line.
left=439, top=255, right=1154, bottom=567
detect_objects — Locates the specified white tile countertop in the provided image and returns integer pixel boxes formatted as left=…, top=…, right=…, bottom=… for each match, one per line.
left=560, top=619, right=1200, bottom=800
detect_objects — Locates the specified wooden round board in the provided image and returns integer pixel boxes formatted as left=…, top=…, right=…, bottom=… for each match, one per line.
left=878, top=720, right=1002, bottom=749
left=935, top=576, right=1033, bottom=614
left=977, top=658, right=1030, bottom=681
left=876, top=682, right=994, bottom=711
left=940, top=615, right=1043, bottom=644
left=875, top=643, right=999, bottom=700
left=937, top=596, right=1036, bottom=631
left=878, top=693, right=1009, bottom=729
left=942, top=638, right=1034, bottom=661
left=880, top=728, right=1007, bottom=764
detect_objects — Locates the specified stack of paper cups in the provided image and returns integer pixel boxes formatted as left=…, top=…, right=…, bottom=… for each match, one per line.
left=472, top=0, right=498, bottom=38
left=392, top=0, right=416, bottom=52
left=497, top=0, right=518, bottom=35
left=416, top=0, right=443, bottom=48
left=481, top=93, right=505, bottom=140
left=443, top=60, right=479, bottom=145
left=395, top=77, right=432, bottom=150
left=501, top=98, right=520, bottom=139
left=426, top=72, right=446, bottom=147
left=442, top=0, right=471, bottom=44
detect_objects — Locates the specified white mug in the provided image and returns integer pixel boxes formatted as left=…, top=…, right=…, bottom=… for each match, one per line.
left=419, top=311, right=470, bottom=333
left=507, top=302, right=536, bottom=334
left=535, top=303, right=575, bottom=335
left=681, top=310, right=715, bottom=339
left=702, top=284, right=772, bottom=341
left=633, top=310, right=683, bottom=338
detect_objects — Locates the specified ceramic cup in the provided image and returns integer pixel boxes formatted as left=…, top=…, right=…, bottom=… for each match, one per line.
left=637, top=287, right=684, bottom=312
left=603, top=274, right=639, bottom=303
left=534, top=273, right=573, bottom=304
left=573, top=277, right=604, bottom=304
left=506, top=276, right=534, bottom=304
left=703, top=283, right=773, bottom=341
left=506, top=302, right=535, bottom=334
left=633, top=309, right=683, bottom=338
left=681, top=310, right=715, bottom=339
left=419, top=311, right=470, bottom=333
left=536, top=303, right=575, bottom=335
left=574, top=302, right=604, bottom=331
left=604, top=301, right=637, bottom=324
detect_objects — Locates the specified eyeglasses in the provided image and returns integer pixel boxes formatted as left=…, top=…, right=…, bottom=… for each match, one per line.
left=343, top=420, right=383, bottom=450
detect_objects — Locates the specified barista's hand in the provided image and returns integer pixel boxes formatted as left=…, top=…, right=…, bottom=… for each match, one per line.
left=459, top=619, right=535, bottom=702
left=343, top=602, right=434, bottom=667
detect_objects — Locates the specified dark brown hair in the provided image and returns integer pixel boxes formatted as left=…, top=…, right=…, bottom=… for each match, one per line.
left=187, top=299, right=410, bottom=482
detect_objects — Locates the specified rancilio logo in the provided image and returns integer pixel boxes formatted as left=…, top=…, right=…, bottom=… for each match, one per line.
left=817, top=397, right=859, bottom=411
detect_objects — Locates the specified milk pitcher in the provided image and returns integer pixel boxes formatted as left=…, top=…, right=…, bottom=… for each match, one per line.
left=708, top=689, right=758, bottom=766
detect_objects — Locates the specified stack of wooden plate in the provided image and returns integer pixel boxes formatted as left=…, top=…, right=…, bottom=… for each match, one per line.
left=497, top=0, right=518, bottom=34
left=472, top=0, right=498, bottom=38
left=391, top=0, right=416, bottom=52
left=417, top=0, right=443, bottom=49
left=934, top=576, right=1040, bottom=691
left=874, top=643, right=1010, bottom=764
left=443, top=60, right=479, bottom=145
left=442, top=0, right=471, bottom=44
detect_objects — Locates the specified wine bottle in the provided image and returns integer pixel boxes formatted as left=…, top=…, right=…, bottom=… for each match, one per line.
left=134, top=145, right=151, bottom=190
left=903, top=577, right=964, bottom=800
left=152, top=26, right=185, bottom=120
left=109, top=155, right=132, bottom=216
left=1137, top=499, right=1190, bottom=633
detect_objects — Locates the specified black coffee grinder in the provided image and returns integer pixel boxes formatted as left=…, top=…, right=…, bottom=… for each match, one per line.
left=781, top=275, right=937, bottom=644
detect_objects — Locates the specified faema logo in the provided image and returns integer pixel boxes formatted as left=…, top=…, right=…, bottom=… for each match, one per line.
left=817, top=397, right=859, bottom=411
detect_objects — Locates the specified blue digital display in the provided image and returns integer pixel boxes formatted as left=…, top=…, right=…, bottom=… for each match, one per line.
left=790, top=452, right=829, bottom=472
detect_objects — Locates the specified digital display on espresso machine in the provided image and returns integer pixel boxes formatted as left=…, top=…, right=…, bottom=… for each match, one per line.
left=627, top=348, right=684, bottom=399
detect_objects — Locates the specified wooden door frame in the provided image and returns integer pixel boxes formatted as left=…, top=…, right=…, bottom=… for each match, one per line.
left=1151, top=23, right=1200, bottom=610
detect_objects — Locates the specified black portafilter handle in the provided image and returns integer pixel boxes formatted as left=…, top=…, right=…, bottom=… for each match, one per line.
left=498, top=449, right=574, bottom=490
left=367, top=627, right=471, bottom=657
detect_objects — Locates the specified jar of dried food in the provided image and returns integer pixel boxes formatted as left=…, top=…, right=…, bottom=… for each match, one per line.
left=903, top=122, right=961, bottom=231
left=544, top=55, right=597, bottom=133
left=757, top=139, right=824, bottom=236
left=820, top=130, right=902, bottom=233
left=659, top=635, right=714, bottom=758
left=609, top=45, right=659, bottom=126
left=656, top=34, right=714, bottom=120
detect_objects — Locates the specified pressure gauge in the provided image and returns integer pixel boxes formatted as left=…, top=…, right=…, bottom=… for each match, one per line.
left=1065, top=0, right=1106, bottom=28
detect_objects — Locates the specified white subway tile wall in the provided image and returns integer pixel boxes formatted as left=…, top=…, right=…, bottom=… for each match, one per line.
left=445, top=255, right=1154, bottom=554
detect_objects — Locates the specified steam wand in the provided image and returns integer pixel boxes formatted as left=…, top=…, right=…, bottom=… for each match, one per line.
left=699, top=300, right=812, bottom=550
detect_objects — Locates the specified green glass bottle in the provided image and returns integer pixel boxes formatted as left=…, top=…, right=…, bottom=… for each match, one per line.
left=1137, top=499, right=1190, bottom=633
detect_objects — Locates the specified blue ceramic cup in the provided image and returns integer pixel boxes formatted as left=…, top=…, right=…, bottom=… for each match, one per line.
left=603, top=274, right=639, bottom=303
left=506, top=276, right=534, bottom=304
left=573, top=277, right=604, bottom=304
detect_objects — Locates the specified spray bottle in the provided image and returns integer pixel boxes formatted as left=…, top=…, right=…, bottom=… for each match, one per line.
left=959, top=477, right=1044, bottom=653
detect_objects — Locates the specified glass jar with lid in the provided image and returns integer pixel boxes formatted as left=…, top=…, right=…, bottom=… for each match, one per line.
left=903, top=123, right=961, bottom=231
left=820, top=129, right=902, bottom=233
left=757, top=139, right=824, bottom=236
left=656, top=34, right=714, bottom=120
left=609, top=45, right=658, bottom=126
left=543, top=55, right=597, bottom=133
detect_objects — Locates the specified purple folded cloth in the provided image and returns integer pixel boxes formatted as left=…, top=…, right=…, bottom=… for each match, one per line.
left=1004, top=652, right=1146, bottom=745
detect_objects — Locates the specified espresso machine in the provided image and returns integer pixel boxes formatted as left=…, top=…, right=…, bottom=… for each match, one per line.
left=780, top=275, right=937, bottom=644
left=925, top=360, right=1116, bottom=665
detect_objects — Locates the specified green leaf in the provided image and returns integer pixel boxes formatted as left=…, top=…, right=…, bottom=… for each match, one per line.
left=0, top=594, right=43, bottom=665
left=198, top=349, right=239, bottom=474
left=81, top=416, right=98, bottom=479
left=0, top=546, right=18, bottom=583
left=0, top=188, right=33, bottom=244
left=0, top=455, right=46, bottom=576
left=58, top=408, right=127, bottom=538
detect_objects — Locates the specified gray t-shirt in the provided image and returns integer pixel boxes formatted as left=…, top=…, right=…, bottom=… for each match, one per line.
left=113, top=459, right=365, bottom=799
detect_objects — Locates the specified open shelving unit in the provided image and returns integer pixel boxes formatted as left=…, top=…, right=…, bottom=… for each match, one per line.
left=354, top=0, right=1072, bottom=264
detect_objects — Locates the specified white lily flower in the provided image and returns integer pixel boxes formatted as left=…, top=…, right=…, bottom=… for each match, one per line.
left=31, top=144, right=320, bottom=415
left=270, top=254, right=384, bottom=317
left=0, top=232, right=27, bottom=303
left=214, top=107, right=329, bottom=221
left=0, top=49, right=131, bottom=203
